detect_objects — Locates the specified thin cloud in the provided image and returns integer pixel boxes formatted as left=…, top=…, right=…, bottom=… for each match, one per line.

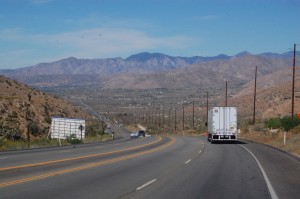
left=29, top=0, right=54, bottom=5
left=186, top=15, right=220, bottom=21
left=0, top=27, right=199, bottom=68
left=49, top=28, right=196, bottom=57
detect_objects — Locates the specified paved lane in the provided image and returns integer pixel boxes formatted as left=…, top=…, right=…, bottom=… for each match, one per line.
left=1, top=136, right=299, bottom=199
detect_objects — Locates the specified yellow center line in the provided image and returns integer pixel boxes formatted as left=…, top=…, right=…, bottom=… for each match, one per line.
left=0, top=137, right=163, bottom=171
left=0, top=137, right=176, bottom=188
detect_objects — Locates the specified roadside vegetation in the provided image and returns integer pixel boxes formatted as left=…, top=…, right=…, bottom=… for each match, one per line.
left=0, top=121, right=112, bottom=151
left=0, top=134, right=112, bottom=151
left=239, top=116, right=300, bottom=156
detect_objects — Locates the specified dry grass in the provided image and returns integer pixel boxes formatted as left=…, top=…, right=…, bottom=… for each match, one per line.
left=0, top=134, right=113, bottom=151
left=239, top=127, right=300, bottom=157
left=126, top=124, right=143, bottom=132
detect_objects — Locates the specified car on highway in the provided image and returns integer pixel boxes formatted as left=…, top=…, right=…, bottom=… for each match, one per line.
left=130, top=131, right=139, bottom=138
left=138, top=130, right=145, bottom=137
left=130, top=130, right=146, bottom=138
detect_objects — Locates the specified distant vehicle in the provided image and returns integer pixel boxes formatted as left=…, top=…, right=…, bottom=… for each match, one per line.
left=207, top=107, right=238, bottom=143
left=130, top=132, right=139, bottom=138
left=130, top=130, right=146, bottom=138
left=138, top=130, right=145, bottom=137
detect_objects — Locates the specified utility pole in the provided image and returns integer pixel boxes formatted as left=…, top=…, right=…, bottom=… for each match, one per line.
left=26, top=108, right=30, bottom=149
left=148, top=107, right=151, bottom=125
left=151, top=107, right=155, bottom=124
left=158, top=107, right=161, bottom=127
left=206, top=91, right=209, bottom=123
left=168, top=108, right=171, bottom=131
left=225, top=81, right=228, bottom=107
left=182, top=104, right=185, bottom=130
left=192, top=100, right=195, bottom=129
left=27, top=125, right=30, bottom=149
left=155, top=107, right=158, bottom=125
left=292, top=43, right=296, bottom=118
left=162, top=108, right=165, bottom=133
left=175, top=108, right=177, bottom=131
left=253, top=66, right=258, bottom=124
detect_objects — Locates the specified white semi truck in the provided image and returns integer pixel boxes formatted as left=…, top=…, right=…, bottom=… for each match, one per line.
left=207, top=107, right=238, bottom=143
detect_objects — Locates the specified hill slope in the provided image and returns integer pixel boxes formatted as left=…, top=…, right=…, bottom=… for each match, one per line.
left=101, top=52, right=293, bottom=90
left=0, top=75, right=93, bottom=140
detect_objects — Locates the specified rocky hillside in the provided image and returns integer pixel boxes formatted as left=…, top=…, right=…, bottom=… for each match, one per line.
left=2, top=51, right=296, bottom=89
left=0, top=75, right=93, bottom=141
left=228, top=76, right=300, bottom=121
left=101, top=52, right=294, bottom=90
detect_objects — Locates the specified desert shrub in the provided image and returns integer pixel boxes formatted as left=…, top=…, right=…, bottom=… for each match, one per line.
left=44, top=116, right=51, bottom=124
left=6, top=80, right=12, bottom=86
left=28, top=121, right=40, bottom=136
left=290, top=125, right=300, bottom=134
left=254, top=122, right=265, bottom=131
left=280, top=116, right=300, bottom=132
left=264, top=117, right=281, bottom=129
left=264, top=116, right=300, bottom=132
left=66, top=134, right=82, bottom=144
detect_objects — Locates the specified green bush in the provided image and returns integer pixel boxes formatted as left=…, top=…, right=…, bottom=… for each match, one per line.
left=264, top=116, right=300, bottom=132
left=44, top=116, right=51, bottom=124
left=28, top=121, right=40, bottom=136
left=280, top=116, right=300, bottom=132
left=264, top=117, right=281, bottom=129
left=66, top=134, right=82, bottom=144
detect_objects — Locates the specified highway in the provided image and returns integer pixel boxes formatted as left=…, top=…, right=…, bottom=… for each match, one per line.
left=0, top=133, right=299, bottom=199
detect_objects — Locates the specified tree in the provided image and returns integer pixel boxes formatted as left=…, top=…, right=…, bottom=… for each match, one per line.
left=264, top=117, right=281, bottom=129
left=280, top=116, right=300, bottom=132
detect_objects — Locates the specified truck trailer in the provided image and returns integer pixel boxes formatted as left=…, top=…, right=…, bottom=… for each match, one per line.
left=207, top=107, right=237, bottom=143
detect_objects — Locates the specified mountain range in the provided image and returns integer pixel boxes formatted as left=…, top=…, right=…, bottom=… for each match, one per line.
left=0, top=51, right=298, bottom=90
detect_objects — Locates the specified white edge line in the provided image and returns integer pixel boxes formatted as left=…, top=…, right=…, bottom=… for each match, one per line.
left=0, top=157, right=8, bottom=160
left=185, top=159, right=192, bottom=164
left=239, top=145, right=279, bottom=199
left=136, top=179, right=157, bottom=190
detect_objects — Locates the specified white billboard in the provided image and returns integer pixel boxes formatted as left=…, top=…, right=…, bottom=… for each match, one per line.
left=50, top=117, right=85, bottom=140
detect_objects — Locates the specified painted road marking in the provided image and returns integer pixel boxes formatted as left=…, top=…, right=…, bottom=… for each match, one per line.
left=0, top=137, right=176, bottom=188
left=0, top=137, right=163, bottom=171
left=185, top=159, right=192, bottom=164
left=0, top=157, right=8, bottom=160
left=239, top=145, right=279, bottom=199
left=137, top=179, right=157, bottom=190
left=199, top=150, right=202, bottom=154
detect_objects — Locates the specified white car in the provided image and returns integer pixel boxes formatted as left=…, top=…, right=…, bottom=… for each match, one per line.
left=130, top=132, right=139, bottom=138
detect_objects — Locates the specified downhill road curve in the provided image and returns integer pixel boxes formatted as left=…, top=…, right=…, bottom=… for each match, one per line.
left=0, top=134, right=299, bottom=199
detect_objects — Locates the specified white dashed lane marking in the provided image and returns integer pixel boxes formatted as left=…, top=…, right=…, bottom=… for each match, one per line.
left=137, top=179, right=157, bottom=190
left=185, top=159, right=192, bottom=164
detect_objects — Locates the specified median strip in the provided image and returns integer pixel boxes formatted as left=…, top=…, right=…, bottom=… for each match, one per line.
left=0, top=137, right=163, bottom=171
left=0, top=137, right=176, bottom=188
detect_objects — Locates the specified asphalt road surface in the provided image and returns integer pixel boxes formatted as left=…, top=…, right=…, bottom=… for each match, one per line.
left=0, top=135, right=299, bottom=199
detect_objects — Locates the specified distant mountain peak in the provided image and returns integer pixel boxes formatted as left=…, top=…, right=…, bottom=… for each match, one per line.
left=126, top=52, right=169, bottom=62
left=62, top=57, right=78, bottom=61
left=234, top=51, right=252, bottom=57
left=214, top=54, right=231, bottom=59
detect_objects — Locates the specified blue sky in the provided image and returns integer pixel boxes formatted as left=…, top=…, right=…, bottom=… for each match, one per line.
left=0, top=0, right=299, bottom=69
